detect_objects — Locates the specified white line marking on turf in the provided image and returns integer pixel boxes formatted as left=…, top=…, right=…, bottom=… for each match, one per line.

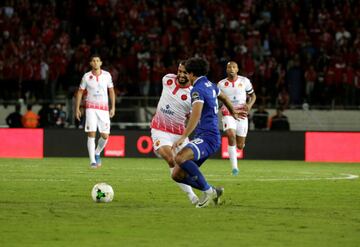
left=0, top=178, right=69, bottom=182
left=1, top=174, right=358, bottom=183
left=207, top=173, right=359, bottom=182
left=254, top=173, right=359, bottom=181
left=142, top=173, right=359, bottom=182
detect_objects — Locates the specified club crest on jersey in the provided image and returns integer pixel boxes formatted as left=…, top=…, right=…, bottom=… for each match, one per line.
left=238, top=83, right=243, bottom=87
left=181, top=94, right=187, bottom=100
left=191, top=91, right=200, bottom=101
left=167, top=79, right=173, bottom=86
left=155, top=140, right=160, bottom=147
left=89, top=75, right=93, bottom=80
left=225, top=81, right=229, bottom=87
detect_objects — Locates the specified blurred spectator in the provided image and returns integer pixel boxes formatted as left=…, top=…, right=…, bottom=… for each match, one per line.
left=54, top=104, right=67, bottom=128
left=40, top=58, right=50, bottom=99
left=38, top=104, right=51, bottom=128
left=269, top=107, right=290, bottom=131
left=22, top=104, right=39, bottom=128
left=304, top=65, right=317, bottom=103
left=5, top=104, right=22, bottom=128
left=0, top=0, right=359, bottom=106
left=252, top=105, right=269, bottom=130
left=286, top=58, right=304, bottom=105
left=276, top=86, right=290, bottom=109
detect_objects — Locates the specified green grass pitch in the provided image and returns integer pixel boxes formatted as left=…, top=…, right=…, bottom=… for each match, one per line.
left=0, top=158, right=360, bottom=247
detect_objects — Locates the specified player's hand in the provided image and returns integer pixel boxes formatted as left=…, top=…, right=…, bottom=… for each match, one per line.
left=243, top=104, right=250, bottom=112
left=172, top=136, right=186, bottom=151
left=76, top=108, right=82, bottom=121
left=234, top=109, right=248, bottom=120
left=109, top=108, right=115, bottom=118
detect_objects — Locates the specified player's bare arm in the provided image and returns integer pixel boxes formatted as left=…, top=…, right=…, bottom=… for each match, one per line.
left=108, top=87, right=116, bottom=118
left=218, top=91, right=247, bottom=119
left=173, top=102, right=203, bottom=149
left=75, top=89, right=84, bottom=121
left=246, top=92, right=257, bottom=112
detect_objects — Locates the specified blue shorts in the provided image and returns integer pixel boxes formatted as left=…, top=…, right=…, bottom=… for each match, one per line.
left=185, top=134, right=221, bottom=166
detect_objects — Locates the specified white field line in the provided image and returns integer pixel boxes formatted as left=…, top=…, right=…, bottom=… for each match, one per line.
left=142, top=173, right=359, bottom=182
left=254, top=173, right=359, bottom=181
left=0, top=174, right=358, bottom=182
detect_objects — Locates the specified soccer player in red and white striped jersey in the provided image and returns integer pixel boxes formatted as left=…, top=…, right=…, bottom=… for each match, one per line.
left=151, top=61, right=198, bottom=204
left=218, top=61, right=256, bottom=175
left=75, top=55, right=115, bottom=168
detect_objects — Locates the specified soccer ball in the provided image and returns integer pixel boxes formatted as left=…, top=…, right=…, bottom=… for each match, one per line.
left=91, top=183, right=114, bottom=203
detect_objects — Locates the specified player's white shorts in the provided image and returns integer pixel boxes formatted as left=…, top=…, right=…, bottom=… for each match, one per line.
left=85, top=109, right=110, bottom=133
left=222, top=116, right=248, bottom=137
left=151, top=128, right=189, bottom=154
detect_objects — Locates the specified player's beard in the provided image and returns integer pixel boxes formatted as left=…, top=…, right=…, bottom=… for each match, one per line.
left=178, top=77, right=189, bottom=86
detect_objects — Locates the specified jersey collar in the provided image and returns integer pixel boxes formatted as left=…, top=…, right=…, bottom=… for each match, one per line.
left=227, top=75, right=238, bottom=86
left=193, top=76, right=205, bottom=86
left=175, top=78, right=191, bottom=88
left=91, top=69, right=102, bottom=76
left=91, top=70, right=102, bottom=82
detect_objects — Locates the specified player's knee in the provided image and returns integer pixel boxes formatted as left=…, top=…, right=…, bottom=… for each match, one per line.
left=171, top=167, right=185, bottom=182
left=163, top=155, right=176, bottom=168
left=227, top=135, right=236, bottom=145
left=174, top=154, right=186, bottom=166
left=101, top=133, right=109, bottom=139
left=171, top=172, right=181, bottom=182
left=237, top=142, right=245, bottom=150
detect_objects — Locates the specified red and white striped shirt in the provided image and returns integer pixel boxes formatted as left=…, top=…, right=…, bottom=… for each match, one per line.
left=218, top=75, right=254, bottom=116
left=151, top=74, right=191, bottom=135
left=79, top=70, right=113, bottom=111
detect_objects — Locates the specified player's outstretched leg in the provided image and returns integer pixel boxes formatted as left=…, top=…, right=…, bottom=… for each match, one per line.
left=95, top=136, right=108, bottom=167
left=170, top=167, right=199, bottom=205
left=88, top=136, right=97, bottom=168
left=228, top=145, right=239, bottom=175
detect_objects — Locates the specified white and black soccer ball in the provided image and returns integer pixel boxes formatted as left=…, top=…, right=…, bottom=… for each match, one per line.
left=91, top=183, right=114, bottom=203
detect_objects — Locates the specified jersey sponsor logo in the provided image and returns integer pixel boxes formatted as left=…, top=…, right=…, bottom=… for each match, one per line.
left=181, top=94, right=188, bottom=101
left=191, top=91, right=200, bottom=101
left=167, top=79, right=173, bottom=86
left=160, top=104, right=175, bottom=115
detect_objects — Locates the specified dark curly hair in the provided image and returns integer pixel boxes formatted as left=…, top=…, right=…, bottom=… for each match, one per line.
left=185, top=57, right=209, bottom=77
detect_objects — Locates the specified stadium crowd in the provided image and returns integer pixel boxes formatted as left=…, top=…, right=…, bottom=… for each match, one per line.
left=1, top=0, right=360, bottom=108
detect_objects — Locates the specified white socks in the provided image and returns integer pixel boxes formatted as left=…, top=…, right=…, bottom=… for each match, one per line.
left=95, top=137, right=108, bottom=155
left=170, top=167, right=197, bottom=199
left=228, top=145, right=238, bottom=170
left=87, top=137, right=96, bottom=163
left=88, top=137, right=108, bottom=163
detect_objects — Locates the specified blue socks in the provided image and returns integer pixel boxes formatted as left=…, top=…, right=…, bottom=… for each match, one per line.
left=180, top=160, right=211, bottom=191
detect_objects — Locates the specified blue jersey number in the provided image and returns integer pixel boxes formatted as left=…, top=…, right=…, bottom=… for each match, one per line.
left=213, top=89, right=219, bottom=114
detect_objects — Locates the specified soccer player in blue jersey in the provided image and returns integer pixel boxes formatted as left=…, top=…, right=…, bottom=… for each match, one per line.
left=172, top=57, right=246, bottom=208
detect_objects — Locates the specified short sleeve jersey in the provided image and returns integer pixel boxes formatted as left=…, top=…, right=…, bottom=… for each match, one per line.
left=191, top=76, right=220, bottom=136
left=150, top=74, right=192, bottom=135
left=80, top=70, right=113, bottom=110
left=217, top=75, right=254, bottom=116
